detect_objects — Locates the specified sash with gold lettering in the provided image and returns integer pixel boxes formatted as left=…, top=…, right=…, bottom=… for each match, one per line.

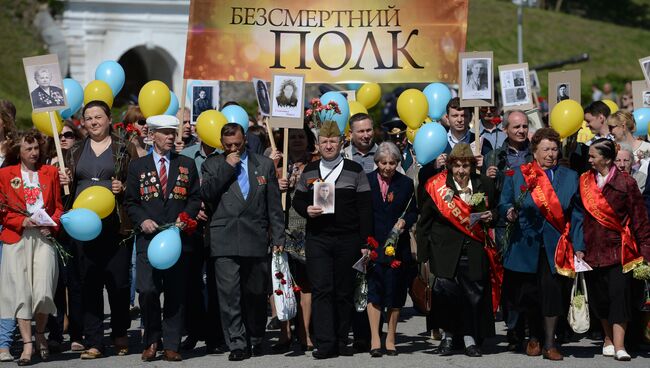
left=425, top=170, right=504, bottom=314
left=520, top=162, right=575, bottom=278
left=579, top=170, right=644, bottom=273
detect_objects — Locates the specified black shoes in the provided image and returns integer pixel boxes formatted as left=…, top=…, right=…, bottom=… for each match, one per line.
left=312, top=349, right=337, bottom=360
left=266, top=317, right=281, bottom=330
left=464, top=345, right=482, bottom=357
left=180, top=336, right=199, bottom=351
left=437, top=339, right=454, bottom=356
left=370, top=349, right=383, bottom=358
left=386, top=349, right=398, bottom=356
left=271, top=340, right=291, bottom=354
left=338, top=344, right=355, bottom=356
left=228, top=349, right=249, bottom=361
left=250, top=344, right=264, bottom=357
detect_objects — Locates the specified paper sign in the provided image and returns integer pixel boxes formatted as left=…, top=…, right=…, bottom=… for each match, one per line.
left=353, top=254, right=369, bottom=274
left=574, top=256, right=593, bottom=273
left=30, top=208, right=56, bottom=226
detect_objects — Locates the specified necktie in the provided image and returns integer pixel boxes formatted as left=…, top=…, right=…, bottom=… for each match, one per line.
left=237, top=162, right=249, bottom=200
left=159, top=157, right=168, bottom=196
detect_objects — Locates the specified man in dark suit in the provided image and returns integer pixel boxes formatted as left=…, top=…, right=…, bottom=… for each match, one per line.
left=125, top=115, right=201, bottom=362
left=200, top=123, right=285, bottom=361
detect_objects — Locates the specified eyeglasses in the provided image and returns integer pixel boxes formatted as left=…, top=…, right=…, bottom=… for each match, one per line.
left=59, top=132, right=75, bottom=140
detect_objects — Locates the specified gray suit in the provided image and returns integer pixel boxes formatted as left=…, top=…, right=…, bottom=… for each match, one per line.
left=200, top=152, right=285, bottom=351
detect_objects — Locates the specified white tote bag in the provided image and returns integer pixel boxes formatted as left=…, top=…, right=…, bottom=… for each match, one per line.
left=271, top=252, right=297, bottom=321
left=567, top=273, right=590, bottom=334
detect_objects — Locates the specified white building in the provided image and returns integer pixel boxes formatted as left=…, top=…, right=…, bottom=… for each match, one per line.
left=61, top=0, right=190, bottom=104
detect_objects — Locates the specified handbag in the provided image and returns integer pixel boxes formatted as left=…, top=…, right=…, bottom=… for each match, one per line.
left=271, top=252, right=297, bottom=321
left=567, top=273, right=590, bottom=334
left=409, top=262, right=433, bottom=314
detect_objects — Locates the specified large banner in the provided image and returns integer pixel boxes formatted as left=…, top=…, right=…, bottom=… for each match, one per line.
left=184, top=0, right=468, bottom=83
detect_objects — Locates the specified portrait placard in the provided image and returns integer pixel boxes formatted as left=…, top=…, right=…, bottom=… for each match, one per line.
left=252, top=78, right=271, bottom=116
left=22, top=54, right=68, bottom=113
left=340, top=90, right=357, bottom=101
left=498, top=63, right=533, bottom=111
left=269, top=73, right=305, bottom=129
left=459, top=51, right=494, bottom=107
left=314, top=181, right=335, bottom=214
left=639, top=56, right=650, bottom=87
left=632, top=80, right=650, bottom=109
left=529, top=70, right=540, bottom=94
left=548, top=69, right=581, bottom=112
left=190, top=81, right=220, bottom=123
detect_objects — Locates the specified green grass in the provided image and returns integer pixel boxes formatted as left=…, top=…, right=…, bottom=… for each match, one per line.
left=2, top=0, right=650, bottom=128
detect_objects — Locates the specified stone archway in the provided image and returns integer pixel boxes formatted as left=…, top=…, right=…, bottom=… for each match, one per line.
left=115, top=46, right=177, bottom=107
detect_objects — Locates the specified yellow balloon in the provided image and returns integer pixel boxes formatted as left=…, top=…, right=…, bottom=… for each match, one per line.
left=32, top=111, right=63, bottom=137
left=84, top=80, right=114, bottom=108
left=406, top=128, right=418, bottom=144
left=196, top=110, right=228, bottom=149
left=550, top=99, right=585, bottom=139
left=348, top=101, right=368, bottom=117
left=356, top=83, right=381, bottom=109
left=73, top=186, right=115, bottom=219
left=139, top=80, right=171, bottom=118
left=397, top=89, right=428, bottom=130
left=602, top=99, right=619, bottom=114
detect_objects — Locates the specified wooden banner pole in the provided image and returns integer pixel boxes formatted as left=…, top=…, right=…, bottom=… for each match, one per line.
left=177, top=79, right=188, bottom=139
left=264, top=116, right=277, bottom=152
left=473, top=106, right=481, bottom=156
left=50, top=112, right=69, bottom=195
left=281, top=128, right=289, bottom=211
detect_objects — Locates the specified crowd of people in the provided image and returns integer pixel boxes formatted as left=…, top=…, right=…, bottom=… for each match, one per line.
left=0, top=86, right=649, bottom=366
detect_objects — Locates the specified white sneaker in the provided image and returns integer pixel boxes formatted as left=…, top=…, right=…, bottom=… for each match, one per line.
left=602, top=344, right=615, bottom=357
left=0, top=351, right=13, bottom=362
left=614, top=350, right=631, bottom=361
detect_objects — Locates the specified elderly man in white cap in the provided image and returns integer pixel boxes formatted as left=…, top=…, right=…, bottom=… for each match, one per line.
left=125, top=115, right=201, bottom=362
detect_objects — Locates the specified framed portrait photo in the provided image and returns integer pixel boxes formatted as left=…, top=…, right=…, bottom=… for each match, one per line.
left=459, top=51, right=494, bottom=107
left=529, top=70, right=540, bottom=94
left=548, top=69, right=581, bottom=112
left=252, top=78, right=271, bottom=117
left=270, top=73, right=305, bottom=129
left=632, top=80, right=650, bottom=109
left=23, top=54, right=68, bottom=113
left=639, top=56, right=650, bottom=87
left=498, top=63, right=533, bottom=111
left=313, top=181, right=335, bottom=214
left=190, top=81, right=220, bottom=123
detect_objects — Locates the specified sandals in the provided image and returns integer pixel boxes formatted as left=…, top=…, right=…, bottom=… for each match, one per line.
left=34, top=331, right=49, bottom=361
left=17, top=342, right=33, bottom=366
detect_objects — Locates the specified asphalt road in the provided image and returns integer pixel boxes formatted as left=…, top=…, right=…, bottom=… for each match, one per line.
left=5, top=297, right=649, bottom=367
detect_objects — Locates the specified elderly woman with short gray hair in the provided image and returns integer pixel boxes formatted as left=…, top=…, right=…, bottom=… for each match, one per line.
left=365, top=142, right=417, bottom=357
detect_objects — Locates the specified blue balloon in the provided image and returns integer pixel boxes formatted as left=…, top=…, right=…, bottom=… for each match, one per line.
left=423, top=83, right=452, bottom=121
left=413, top=122, right=448, bottom=165
left=61, top=208, right=102, bottom=241
left=59, top=78, right=84, bottom=119
left=221, top=105, right=249, bottom=133
left=95, top=60, right=125, bottom=97
left=319, top=91, right=350, bottom=133
left=147, top=227, right=182, bottom=270
left=164, top=91, right=179, bottom=116
left=346, top=83, right=362, bottom=91
left=634, top=107, right=650, bottom=137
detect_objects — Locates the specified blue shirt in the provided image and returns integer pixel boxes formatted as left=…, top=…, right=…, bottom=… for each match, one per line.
left=180, top=144, right=221, bottom=180
left=152, top=150, right=171, bottom=177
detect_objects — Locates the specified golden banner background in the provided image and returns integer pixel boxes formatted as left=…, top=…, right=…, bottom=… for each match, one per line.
left=184, top=0, right=468, bottom=83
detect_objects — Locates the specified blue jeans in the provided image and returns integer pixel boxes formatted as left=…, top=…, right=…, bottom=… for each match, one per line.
left=0, top=243, right=16, bottom=349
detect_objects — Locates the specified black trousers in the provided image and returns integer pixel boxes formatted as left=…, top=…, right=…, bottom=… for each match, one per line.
left=47, top=241, right=84, bottom=343
left=306, top=233, right=359, bottom=354
left=75, top=221, right=132, bottom=351
left=184, top=248, right=207, bottom=340
left=213, top=256, right=269, bottom=351
left=137, top=251, right=188, bottom=352
left=204, top=254, right=225, bottom=347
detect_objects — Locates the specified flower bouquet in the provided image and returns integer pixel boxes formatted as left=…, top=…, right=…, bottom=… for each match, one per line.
left=305, top=98, right=341, bottom=129
left=272, top=251, right=298, bottom=321
left=119, top=211, right=198, bottom=246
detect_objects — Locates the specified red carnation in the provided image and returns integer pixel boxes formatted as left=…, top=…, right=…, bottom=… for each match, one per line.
left=275, top=272, right=284, bottom=279
left=305, top=109, right=313, bottom=117
left=113, top=122, right=125, bottom=130
left=280, top=279, right=287, bottom=285
left=274, top=289, right=283, bottom=295
left=504, top=170, right=514, bottom=177
left=491, top=117, right=502, bottom=125
left=125, top=124, right=139, bottom=134
left=390, top=260, right=402, bottom=269
left=519, top=185, right=528, bottom=192
left=369, top=250, right=378, bottom=261
left=367, top=236, right=379, bottom=249
left=293, top=286, right=302, bottom=293
left=179, top=212, right=198, bottom=235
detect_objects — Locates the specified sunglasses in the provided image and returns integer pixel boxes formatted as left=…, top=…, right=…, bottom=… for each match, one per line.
left=59, top=132, right=75, bottom=140
left=136, top=119, right=147, bottom=126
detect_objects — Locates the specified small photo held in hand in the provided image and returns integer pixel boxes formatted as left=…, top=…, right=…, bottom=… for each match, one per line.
left=314, top=181, right=335, bottom=214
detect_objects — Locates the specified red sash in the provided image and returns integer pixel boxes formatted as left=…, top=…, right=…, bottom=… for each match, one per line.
left=520, top=162, right=575, bottom=278
left=579, top=170, right=644, bottom=273
left=425, top=171, right=504, bottom=314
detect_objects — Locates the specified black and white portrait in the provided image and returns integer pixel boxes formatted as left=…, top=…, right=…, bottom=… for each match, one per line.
left=529, top=70, right=540, bottom=93
left=23, top=54, right=67, bottom=113
left=252, top=78, right=270, bottom=116
left=461, top=57, right=491, bottom=100
left=641, top=57, right=650, bottom=86
left=500, top=67, right=531, bottom=108
left=644, top=91, right=650, bottom=108
left=556, top=83, right=570, bottom=102
left=191, top=81, right=220, bottom=123
left=271, top=74, right=304, bottom=119
left=314, top=181, right=335, bottom=214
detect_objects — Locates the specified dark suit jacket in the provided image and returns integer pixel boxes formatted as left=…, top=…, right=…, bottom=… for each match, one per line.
left=200, top=152, right=285, bottom=257
left=416, top=172, right=497, bottom=281
left=125, top=152, right=201, bottom=253
left=367, top=170, right=417, bottom=264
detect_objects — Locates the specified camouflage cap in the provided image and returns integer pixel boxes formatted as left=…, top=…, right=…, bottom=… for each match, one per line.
left=318, top=121, right=341, bottom=138
left=448, top=143, right=474, bottom=160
